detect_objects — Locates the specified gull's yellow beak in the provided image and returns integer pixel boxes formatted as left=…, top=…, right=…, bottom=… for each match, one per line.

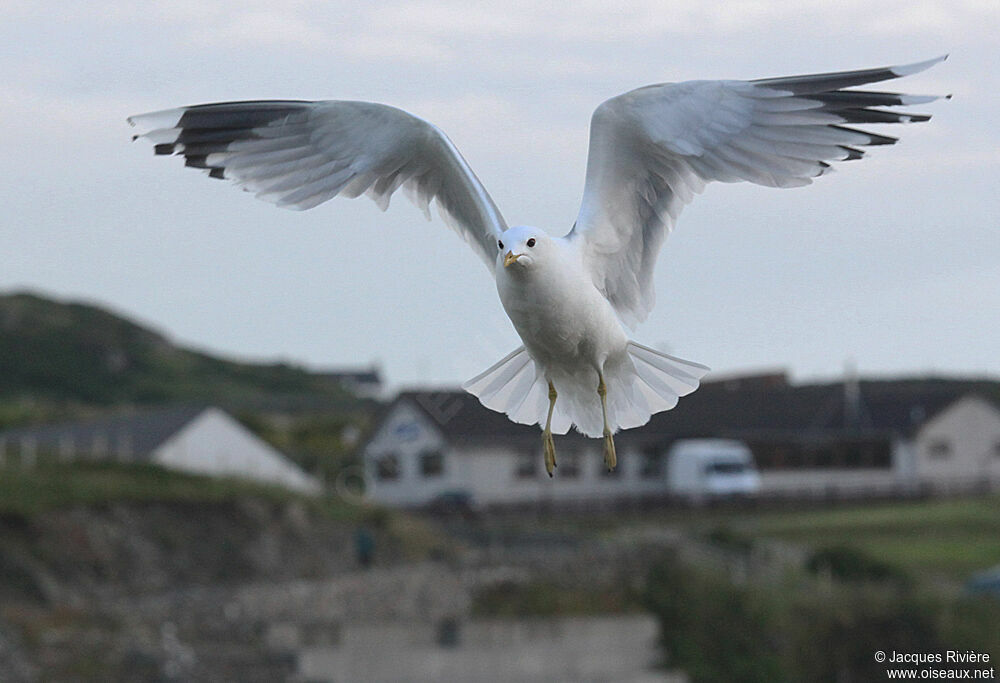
left=503, top=251, right=521, bottom=268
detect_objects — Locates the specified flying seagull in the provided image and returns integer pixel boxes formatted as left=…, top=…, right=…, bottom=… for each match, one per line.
left=129, top=56, right=948, bottom=476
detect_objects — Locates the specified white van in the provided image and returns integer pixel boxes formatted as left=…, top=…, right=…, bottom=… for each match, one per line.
left=665, top=439, right=761, bottom=500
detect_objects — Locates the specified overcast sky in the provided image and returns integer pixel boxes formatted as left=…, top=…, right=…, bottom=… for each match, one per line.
left=2, top=1, right=997, bottom=389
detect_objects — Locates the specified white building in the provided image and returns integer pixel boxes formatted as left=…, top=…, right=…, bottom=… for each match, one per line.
left=0, top=406, right=321, bottom=494
left=362, top=393, right=668, bottom=507
left=910, top=395, right=1000, bottom=488
left=362, top=378, right=1000, bottom=508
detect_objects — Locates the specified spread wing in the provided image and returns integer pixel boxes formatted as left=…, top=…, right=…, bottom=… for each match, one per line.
left=569, top=56, right=949, bottom=327
left=128, top=100, right=508, bottom=270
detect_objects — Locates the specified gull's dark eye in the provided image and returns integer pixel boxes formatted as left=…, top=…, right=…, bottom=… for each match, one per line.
left=498, top=240, right=504, bottom=250
left=527, top=238, right=536, bottom=248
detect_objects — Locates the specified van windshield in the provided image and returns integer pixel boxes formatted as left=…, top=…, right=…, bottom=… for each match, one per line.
left=705, top=462, right=748, bottom=475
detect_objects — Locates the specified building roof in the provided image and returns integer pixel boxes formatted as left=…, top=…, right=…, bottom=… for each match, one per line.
left=317, top=367, right=382, bottom=386
left=386, top=377, right=1000, bottom=447
left=0, top=405, right=207, bottom=459
left=644, top=377, right=990, bottom=438
left=393, top=390, right=578, bottom=445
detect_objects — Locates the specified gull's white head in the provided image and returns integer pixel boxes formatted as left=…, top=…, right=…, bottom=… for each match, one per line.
left=496, top=225, right=550, bottom=272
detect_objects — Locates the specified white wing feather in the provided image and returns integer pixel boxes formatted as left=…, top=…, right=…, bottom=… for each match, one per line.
left=570, top=56, right=949, bottom=328
left=129, top=100, right=508, bottom=270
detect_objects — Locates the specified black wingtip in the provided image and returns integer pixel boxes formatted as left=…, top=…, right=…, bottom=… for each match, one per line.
left=830, top=125, right=898, bottom=146
left=839, top=108, right=931, bottom=125
left=838, top=145, right=865, bottom=161
left=153, top=143, right=175, bottom=155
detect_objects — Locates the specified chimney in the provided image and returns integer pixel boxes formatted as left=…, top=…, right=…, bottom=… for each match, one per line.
left=844, top=357, right=861, bottom=431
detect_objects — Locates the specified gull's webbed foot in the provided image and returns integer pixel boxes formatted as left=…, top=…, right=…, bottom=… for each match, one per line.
left=543, top=430, right=557, bottom=477
left=603, top=428, right=617, bottom=471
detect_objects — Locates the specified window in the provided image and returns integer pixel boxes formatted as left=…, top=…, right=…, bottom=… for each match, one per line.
left=870, top=442, right=892, bottom=468
left=640, top=449, right=662, bottom=479
left=844, top=443, right=874, bottom=469
left=830, top=444, right=847, bottom=469
left=800, top=447, right=816, bottom=469
left=844, top=439, right=892, bottom=469
left=375, top=454, right=400, bottom=480
left=516, top=451, right=538, bottom=479
left=928, top=440, right=951, bottom=459
left=705, top=462, right=748, bottom=475
left=420, top=450, right=444, bottom=477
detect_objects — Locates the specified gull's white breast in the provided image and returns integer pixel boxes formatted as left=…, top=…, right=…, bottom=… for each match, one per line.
left=496, top=238, right=628, bottom=374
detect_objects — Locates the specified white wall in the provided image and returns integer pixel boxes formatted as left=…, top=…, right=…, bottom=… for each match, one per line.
left=914, top=396, right=1000, bottom=484
left=298, top=615, right=662, bottom=683
left=364, top=400, right=672, bottom=506
left=365, top=395, right=1000, bottom=507
left=152, top=408, right=320, bottom=494
left=461, top=442, right=672, bottom=505
left=759, top=469, right=901, bottom=495
left=363, top=401, right=456, bottom=506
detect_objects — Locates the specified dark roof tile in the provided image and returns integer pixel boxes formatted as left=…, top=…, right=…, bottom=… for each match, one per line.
left=0, top=406, right=208, bottom=459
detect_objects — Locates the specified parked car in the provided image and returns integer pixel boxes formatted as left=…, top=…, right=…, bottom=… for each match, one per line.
left=425, top=490, right=481, bottom=517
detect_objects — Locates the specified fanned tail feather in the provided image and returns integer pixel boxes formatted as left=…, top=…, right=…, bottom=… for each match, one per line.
left=462, top=347, right=567, bottom=432
left=463, top=342, right=709, bottom=438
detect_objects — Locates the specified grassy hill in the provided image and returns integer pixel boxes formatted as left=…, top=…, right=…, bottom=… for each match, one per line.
left=0, top=291, right=367, bottom=427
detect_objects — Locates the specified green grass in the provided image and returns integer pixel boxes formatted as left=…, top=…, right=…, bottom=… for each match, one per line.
left=747, top=496, right=1000, bottom=533
left=509, top=495, right=1000, bottom=585
left=0, top=292, right=365, bottom=423
left=0, top=462, right=361, bottom=519
left=725, top=496, right=1000, bottom=583
left=571, top=496, right=1000, bottom=583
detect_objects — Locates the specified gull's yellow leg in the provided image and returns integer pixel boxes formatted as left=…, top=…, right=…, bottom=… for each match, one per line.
left=598, top=371, right=616, bottom=471
left=543, top=381, right=558, bottom=477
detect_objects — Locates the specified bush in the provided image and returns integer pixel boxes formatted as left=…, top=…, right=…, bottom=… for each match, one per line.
left=705, top=526, right=755, bottom=554
left=787, top=588, right=944, bottom=682
left=805, top=545, right=909, bottom=585
left=643, top=553, right=1000, bottom=683
left=643, top=553, right=786, bottom=682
